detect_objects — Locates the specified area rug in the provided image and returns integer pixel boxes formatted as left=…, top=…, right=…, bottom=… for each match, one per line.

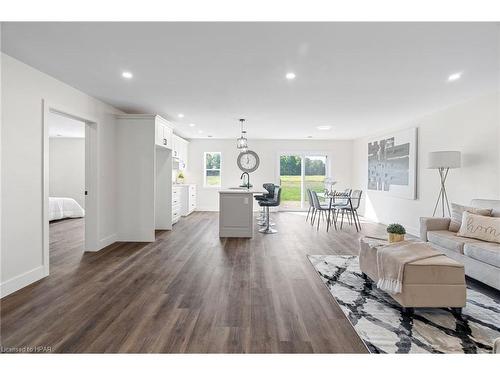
left=307, top=255, right=500, bottom=353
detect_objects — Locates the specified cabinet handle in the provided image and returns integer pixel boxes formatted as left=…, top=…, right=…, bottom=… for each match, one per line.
left=163, top=138, right=167, bottom=145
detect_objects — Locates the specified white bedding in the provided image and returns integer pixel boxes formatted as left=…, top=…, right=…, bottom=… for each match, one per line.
left=49, top=197, right=85, bottom=221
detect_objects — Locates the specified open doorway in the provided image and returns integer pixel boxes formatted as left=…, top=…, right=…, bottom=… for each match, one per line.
left=47, top=111, right=87, bottom=263
left=42, top=101, right=98, bottom=277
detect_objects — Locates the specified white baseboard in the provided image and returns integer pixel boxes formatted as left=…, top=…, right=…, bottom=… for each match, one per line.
left=195, top=207, right=219, bottom=212
left=362, top=215, right=419, bottom=237
left=98, top=233, right=117, bottom=250
left=0, top=266, right=46, bottom=298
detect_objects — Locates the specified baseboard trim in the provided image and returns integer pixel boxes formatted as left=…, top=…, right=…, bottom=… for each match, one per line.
left=0, top=266, right=46, bottom=298
left=195, top=207, right=219, bottom=212
left=98, top=233, right=117, bottom=250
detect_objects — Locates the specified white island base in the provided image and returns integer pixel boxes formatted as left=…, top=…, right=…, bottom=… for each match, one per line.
left=219, top=189, right=261, bottom=238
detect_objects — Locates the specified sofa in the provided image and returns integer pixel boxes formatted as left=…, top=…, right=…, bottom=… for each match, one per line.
left=420, top=199, right=500, bottom=290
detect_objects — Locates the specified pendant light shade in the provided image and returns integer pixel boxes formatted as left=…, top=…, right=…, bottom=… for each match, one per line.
left=236, top=119, right=248, bottom=150
left=237, top=131, right=248, bottom=149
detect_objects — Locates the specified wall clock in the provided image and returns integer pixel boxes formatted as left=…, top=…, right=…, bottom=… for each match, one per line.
left=237, top=150, right=260, bottom=173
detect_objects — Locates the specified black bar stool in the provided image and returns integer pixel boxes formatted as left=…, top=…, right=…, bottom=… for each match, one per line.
left=255, top=183, right=275, bottom=225
left=258, top=186, right=281, bottom=234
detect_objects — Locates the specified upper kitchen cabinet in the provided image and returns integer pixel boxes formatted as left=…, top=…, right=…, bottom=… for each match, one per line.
left=155, top=116, right=173, bottom=149
left=172, top=134, right=189, bottom=170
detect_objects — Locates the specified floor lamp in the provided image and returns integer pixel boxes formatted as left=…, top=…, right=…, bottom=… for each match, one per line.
left=428, top=151, right=461, bottom=217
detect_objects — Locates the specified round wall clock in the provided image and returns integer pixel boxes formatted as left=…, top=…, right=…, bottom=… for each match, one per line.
left=237, top=150, right=260, bottom=173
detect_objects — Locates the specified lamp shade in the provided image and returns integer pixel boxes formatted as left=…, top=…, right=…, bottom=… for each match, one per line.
left=427, top=151, right=461, bottom=169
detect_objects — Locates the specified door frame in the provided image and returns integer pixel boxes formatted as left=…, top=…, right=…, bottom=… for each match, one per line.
left=42, top=100, right=99, bottom=276
left=276, top=151, right=332, bottom=211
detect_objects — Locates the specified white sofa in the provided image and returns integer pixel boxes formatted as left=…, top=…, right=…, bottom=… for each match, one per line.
left=420, top=199, right=500, bottom=290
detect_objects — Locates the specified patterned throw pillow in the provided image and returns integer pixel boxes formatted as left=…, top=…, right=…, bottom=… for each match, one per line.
left=448, top=203, right=492, bottom=232
left=458, top=211, right=500, bottom=244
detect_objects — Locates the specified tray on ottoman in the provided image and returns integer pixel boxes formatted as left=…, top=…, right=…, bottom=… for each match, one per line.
left=359, top=237, right=466, bottom=314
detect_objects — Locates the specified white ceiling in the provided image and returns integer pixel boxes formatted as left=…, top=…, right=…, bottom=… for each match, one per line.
left=48, top=112, right=85, bottom=138
left=2, top=22, right=499, bottom=140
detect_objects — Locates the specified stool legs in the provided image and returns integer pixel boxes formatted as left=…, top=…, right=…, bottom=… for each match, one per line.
left=259, top=206, right=277, bottom=234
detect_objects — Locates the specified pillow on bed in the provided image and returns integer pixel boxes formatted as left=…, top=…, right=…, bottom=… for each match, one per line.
left=457, top=211, right=500, bottom=244
left=448, top=203, right=492, bottom=232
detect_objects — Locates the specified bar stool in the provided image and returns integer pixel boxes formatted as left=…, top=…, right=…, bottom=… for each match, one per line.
left=258, top=186, right=281, bottom=234
left=256, top=183, right=275, bottom=225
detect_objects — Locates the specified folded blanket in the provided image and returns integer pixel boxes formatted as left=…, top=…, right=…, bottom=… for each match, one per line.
left=376, top=241, right=442, bottom=294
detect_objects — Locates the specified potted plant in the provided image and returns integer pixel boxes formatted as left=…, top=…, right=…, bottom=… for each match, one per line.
left=387, top=223, right=406, bottom=243
left=177, top=171, right=185, bottom=184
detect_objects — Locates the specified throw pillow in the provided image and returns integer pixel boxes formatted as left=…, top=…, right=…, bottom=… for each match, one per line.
left=448, top=203, right=492, bottom=232
left=458, top=211, right=500, bottom=244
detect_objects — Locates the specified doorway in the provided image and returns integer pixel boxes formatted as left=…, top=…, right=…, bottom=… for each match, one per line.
left=42, top=101, right=98, bottom=276
left=278, top=153, right=330, bottom=210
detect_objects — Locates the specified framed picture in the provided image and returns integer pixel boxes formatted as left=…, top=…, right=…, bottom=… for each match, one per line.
left=367, top=127, right=417, bottom=199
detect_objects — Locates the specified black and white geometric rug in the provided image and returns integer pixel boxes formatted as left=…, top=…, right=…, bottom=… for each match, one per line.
left=308, top=255, right=500, bottom=353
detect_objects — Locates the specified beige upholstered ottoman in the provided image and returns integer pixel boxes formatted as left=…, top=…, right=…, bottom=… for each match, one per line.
left=359, top=237, right=466, bottom=314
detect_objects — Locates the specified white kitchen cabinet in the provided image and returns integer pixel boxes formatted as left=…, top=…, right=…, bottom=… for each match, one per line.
left=172, top=134, right=189, bottom=170
left=172, top=134, right=180, bottom=158
left=178, top=137, right=189, bottom=170
left=179, top=184, right=196, bottom=216
left=155, top=118, right=173, bottom=150
left=172, top=186, right=182, bottom=224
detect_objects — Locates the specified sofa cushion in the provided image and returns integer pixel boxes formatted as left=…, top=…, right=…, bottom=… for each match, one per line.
left=470, top=199, right=500, bottom=218
left=463, top=242, right=500, bottom=268
left=458, top=212, right=500, bottom=244
left=427, top=230, right=482, bottom=254
left=449, top=203, right=492, bottom=232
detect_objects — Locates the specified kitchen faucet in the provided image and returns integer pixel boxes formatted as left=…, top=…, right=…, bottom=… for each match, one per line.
left=240, top=172, right=251, bottom=189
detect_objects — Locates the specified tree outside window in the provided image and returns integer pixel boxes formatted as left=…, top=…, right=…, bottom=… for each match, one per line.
left=204, top=152, right=221, bottom=187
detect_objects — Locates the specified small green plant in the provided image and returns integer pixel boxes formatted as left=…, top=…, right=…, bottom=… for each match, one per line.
left=386, top=223, right=406, bottom=235
left=177, top=171, right=185, bottom=179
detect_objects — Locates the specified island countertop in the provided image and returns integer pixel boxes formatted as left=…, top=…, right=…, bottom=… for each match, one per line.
left=218, top=188, right=264, bottom=194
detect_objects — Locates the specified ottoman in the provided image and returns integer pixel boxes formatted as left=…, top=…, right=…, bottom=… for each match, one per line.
left=359, top=237, right=466, bottom=313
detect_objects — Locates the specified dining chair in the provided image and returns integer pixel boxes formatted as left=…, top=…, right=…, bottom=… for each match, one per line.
left=311, top=191, right=336, bottom=231
left=339, top=190, right=362, bottom=231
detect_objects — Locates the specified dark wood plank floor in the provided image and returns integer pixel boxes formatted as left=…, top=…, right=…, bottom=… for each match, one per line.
left=0, top=212, right=389, bottom=353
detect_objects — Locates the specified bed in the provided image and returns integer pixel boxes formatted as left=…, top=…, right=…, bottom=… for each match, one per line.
left=49, top=197, right=85, bottom=221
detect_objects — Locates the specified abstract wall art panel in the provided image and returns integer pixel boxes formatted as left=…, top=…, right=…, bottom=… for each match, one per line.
left=367, top=127, right=417, bottom=199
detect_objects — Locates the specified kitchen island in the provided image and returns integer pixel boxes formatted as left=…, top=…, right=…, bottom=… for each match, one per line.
left=218, top=188, right=262, bottom=238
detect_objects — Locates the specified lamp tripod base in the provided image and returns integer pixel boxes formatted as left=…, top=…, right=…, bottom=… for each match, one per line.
left=432, top=167, right=451, bottom=217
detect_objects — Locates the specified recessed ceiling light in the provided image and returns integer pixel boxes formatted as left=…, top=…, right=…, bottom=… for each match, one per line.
left=178, top=113, right=185, bottom=118
left=208, top=135, right=213, bottom=138
left=448, top=72, right=462, bottom=82
left=286, top=72, right=296, bottom=80
left=197, top=130, right=203, bottom=134
left=121, top=71, right=133, bottom=79
left=56, top=134, right=62, bottom=137
left=189, top=123, right=196, bottom=127
left=316, top=125, right=332, bottom=131
left=307, top=135, right=313, bottom=138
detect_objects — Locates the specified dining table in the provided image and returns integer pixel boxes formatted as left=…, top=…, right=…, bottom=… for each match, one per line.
left=317, top=191, right=360, bottom=232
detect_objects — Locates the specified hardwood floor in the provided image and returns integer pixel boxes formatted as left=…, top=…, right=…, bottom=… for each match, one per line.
left=0, top=212, right=389, bottom=353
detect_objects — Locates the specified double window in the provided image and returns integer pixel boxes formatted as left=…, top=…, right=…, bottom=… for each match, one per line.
left=204, top=152, right=221, bottom=187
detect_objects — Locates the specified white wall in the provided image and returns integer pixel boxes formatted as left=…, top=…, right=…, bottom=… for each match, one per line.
left=1, top=54, right=123, bottom=297
left=49, top=138, right=85, bottom=207
left=352, top=92, right=500, bottom=235
left=187, top=139, right=353, bottom=211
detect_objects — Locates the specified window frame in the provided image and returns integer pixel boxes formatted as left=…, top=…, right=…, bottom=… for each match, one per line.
left=203, top=151, right=222, bottom=188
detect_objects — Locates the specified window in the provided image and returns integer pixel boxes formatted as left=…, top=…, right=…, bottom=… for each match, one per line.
left=204, top=152, right=221, bottom=187
left=279, top=153, right=329, bottom=210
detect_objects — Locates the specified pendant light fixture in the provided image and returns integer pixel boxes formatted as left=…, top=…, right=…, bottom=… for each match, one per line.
left=236, top=118, right=248, bottom=150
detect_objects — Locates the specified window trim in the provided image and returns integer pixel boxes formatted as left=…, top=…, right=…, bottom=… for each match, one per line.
left=203, top=151, right=222, bottom=188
